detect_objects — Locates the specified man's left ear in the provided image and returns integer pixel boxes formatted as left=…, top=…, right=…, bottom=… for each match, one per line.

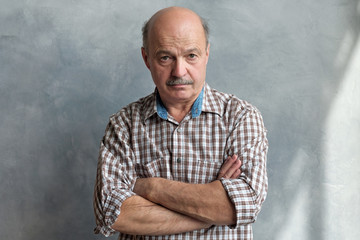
left=205, top=44, right=210, bottom=64
left=141, top=47, right=151, bottom=70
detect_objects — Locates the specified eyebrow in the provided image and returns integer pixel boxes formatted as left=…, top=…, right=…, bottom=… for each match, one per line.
left=155, top=47, right=202, bottom=57
left=184, top=48, right=202, bottom=56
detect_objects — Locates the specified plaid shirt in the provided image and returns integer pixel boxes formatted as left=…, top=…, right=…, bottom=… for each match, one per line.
left=93, top=83, right=268, bottom=240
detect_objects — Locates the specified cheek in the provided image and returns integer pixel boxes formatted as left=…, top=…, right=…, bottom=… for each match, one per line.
left=151, top=66, right=170, bottom=84
left=157, top=65, right=172, bottom=75
left=189, top=64, right=206, bottom=80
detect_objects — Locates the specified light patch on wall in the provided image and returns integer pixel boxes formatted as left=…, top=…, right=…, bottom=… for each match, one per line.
left=275, top=148, right=311, bottom=240
left=284, top=148, right=309, bottom=188
left=335, top=31, right=355, bottom=68
left=276, top=169, right=310, bottom=239
left=323, top=26, right=360, bottom=240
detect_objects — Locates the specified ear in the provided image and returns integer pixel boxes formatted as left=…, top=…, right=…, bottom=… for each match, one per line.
left=141, top=47, right=151, bottom=70
left=205, top=43, right=210, bottom=65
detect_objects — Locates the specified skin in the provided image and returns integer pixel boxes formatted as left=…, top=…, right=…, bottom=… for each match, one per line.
left=111, top=7, right=242, bottom=235
left=112, top=195, right=211, bottom=235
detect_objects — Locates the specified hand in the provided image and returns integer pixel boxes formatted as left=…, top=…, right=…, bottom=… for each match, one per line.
left=217, top=155, right=242, bottom=180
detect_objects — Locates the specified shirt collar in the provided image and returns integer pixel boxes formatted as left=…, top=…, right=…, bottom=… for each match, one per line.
left=143, top=83, right=223, bottom=122
left=155, top=90, right=168, bottom=120
left=201, top=83, right=224, bottom=117
left=156, top=86, right=205, bottom=120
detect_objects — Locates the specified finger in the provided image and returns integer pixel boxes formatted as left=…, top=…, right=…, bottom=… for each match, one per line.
left=217, top=155, right=238, bottom=179
left=218, top=155, right=236, bottom=177
left=230, top=169, right=241, bottom=179
left=223, top=159, right=241, bottom=179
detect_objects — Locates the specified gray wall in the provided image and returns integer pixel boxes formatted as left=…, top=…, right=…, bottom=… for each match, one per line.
left=1, top=0, right=359, bottom=239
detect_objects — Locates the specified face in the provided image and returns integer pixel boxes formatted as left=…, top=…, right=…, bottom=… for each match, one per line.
left=142, top=9, right=210, bottom=107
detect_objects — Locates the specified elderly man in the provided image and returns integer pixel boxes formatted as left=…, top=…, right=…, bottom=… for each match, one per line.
left=94, top=6, right=268, bottom=240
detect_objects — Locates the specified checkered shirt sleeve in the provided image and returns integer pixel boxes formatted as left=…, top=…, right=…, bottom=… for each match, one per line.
left=93, top=110, right=137, bottom=237
left=221, top=103, right=268, bottom=227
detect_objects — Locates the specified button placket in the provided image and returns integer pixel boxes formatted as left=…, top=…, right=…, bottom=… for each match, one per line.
left=175, top=125, right=183, bottom=164
left=171, top=123, right=185, bottom=181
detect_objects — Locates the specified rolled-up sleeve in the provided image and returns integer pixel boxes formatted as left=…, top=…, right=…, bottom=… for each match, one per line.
left=221, top=106, right=268, bottom=228
left=93, top=114, right=137, bottom=237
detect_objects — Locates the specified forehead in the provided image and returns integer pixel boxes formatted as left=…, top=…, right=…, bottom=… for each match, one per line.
left=154, top=34, right=204, bottom=52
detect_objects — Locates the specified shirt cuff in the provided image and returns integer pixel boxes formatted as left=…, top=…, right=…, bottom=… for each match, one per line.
left=94, top=189, right=136, bottom=237
left=220, top=178, right=258, bottom=229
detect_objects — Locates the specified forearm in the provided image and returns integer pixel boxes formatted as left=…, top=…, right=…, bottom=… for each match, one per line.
left=134, top=178, right=236, bottom=225
left=111, top=195, right=211, bottom=236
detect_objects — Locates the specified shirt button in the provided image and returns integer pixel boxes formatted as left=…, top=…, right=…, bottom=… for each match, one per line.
left=177, top=158, right=181, bottom=163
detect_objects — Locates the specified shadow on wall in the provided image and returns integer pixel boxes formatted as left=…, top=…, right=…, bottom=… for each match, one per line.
left=0, top=3, right=140, bottom=239
left=253, top=1, right=360, bottom=239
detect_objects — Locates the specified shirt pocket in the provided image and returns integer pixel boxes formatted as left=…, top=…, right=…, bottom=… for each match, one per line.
left=135, top=157, right=173, bottom=179
left=185, top=160, right=223, bottom=184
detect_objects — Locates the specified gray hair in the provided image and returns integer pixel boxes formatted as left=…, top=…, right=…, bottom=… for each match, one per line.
left=142, top=17, right=209, bottom=53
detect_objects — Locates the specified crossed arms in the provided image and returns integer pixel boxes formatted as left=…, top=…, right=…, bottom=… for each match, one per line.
left=111, top=155, right=242, bottom=236
left=94, top=107, right=268, bottom=237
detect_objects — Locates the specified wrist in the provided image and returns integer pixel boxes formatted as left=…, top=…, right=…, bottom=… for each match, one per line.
left=134, top=177, right=159, bottom=200
left=134, top=178, right=148, bottom=197
left=145, top=177, right=161, bottom=202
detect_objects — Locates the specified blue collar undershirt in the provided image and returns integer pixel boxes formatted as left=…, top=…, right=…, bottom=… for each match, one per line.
left=156, top=86, right=204, bottom=120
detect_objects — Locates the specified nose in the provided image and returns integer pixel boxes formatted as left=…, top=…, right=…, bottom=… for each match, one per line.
left=172, top=58, right=187, bottom=78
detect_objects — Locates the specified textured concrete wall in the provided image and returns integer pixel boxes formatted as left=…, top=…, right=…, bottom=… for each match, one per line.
left=1, top=0, right=359, bottom=239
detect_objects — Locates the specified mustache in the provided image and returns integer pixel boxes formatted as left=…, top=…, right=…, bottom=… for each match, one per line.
left=166, top=78, right=194, bottom=86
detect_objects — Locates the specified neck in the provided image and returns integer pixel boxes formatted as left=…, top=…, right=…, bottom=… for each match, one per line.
left=157, top=84, right=205, bottom=122
left=165, top=102, right=193, bottom=122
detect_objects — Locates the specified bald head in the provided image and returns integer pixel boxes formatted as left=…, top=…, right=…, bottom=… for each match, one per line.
left=142, top=7, right=209, bottom=53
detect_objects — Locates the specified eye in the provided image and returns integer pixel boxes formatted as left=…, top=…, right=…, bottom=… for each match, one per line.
left=160, top=56, right=171, bottom=62
left=187, top=53, right=199, bottom=62
left=188, top=53, right=197, bottom=59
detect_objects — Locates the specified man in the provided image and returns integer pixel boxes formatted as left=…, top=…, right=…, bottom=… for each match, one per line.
left=94, top=6, right=268, bottom=240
